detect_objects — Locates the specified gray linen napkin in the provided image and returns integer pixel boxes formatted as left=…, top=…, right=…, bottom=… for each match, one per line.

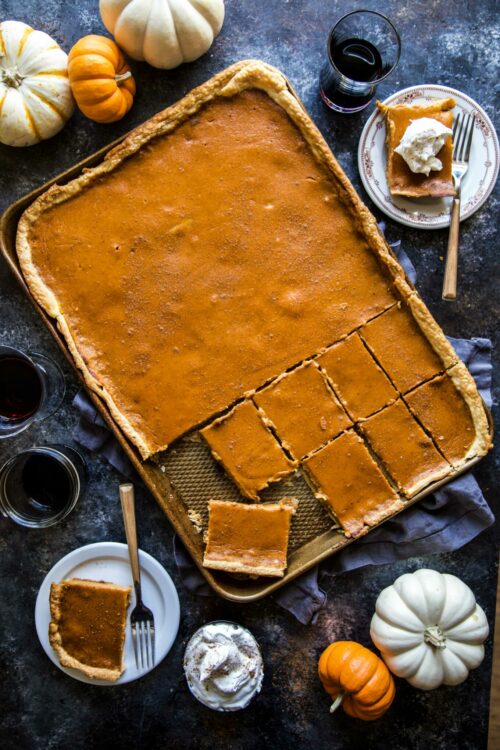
left=72, top=244, right=494, bottom=625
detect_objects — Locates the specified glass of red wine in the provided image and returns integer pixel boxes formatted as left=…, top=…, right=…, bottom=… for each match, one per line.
left=0, top=345, right=65, bottom=438
left=0, top=444, right=86, bottom=527
left=319, top=10, right=401, bottom=114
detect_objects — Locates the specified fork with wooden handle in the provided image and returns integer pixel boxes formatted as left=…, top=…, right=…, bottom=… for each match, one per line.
left=442, top=112, right=475, bottom=301
left=119, top=483, right=155, bottom=669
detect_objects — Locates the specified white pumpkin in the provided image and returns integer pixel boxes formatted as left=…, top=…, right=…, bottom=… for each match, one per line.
left=0, top=20, right=74, bottom=147
left=99, top=0, right=225, bottom=69
left=370, top=568, right=489, bottom=691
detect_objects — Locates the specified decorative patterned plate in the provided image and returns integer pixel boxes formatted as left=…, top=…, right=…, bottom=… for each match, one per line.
left=35, top=542, right=180, bottom=685
left=358, top=85, right=499, bottom=229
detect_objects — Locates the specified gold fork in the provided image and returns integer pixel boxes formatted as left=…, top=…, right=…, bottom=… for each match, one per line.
left=442, top=111, right=475, bottom=301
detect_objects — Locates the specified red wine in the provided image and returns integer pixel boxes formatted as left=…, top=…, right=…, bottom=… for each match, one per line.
left=320, top=36, right=383, bottom=112
left=21, top=453, right=72, bottom=512
left=0, top=355, right=43, bottom=421
left=332, top=37, right=383, bottom=82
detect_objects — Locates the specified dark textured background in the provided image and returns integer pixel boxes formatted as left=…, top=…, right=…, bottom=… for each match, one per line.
left=0, top=1, right=498, bottom=748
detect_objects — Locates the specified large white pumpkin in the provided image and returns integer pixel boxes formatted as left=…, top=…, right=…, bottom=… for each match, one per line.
left=370, top=569, right=489, bottom=690
left=0, top=20, right=74, bottom=147
left=99, top=0, right=225, bottom=69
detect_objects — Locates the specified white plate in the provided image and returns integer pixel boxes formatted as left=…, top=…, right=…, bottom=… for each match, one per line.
left=358, top=84, right=499, bottom=229
left=35, top=541, right=180, bottom=685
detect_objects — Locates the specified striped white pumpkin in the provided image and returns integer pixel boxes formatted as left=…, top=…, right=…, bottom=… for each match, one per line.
left=370, top=569, right=489, bottom=690
left=0, top=20, right=74, bottom=147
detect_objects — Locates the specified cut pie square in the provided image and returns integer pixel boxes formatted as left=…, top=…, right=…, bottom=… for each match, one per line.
left=302, top=430, right=401, bottom=538
left=253, top=361, right=351, bottom=459
left=404, top=365, right=484, bottom=467
left=200, top=400, right=297, bottom=501
left=317, top=332, right=397, bottom=420
left=49, top=578, right=131, bottom=682
left=358, top=399, right=450, bottom=497
left=377, top=98, right=455, bottom=198
left=360, top=304, right=445, bottom=393
left=203, top=498, right=297, bottom=577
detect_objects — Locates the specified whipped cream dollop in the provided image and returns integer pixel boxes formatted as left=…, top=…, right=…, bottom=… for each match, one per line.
left=184, top=621, right=264, bottom=711
left=394, top=117, right=453, bottom=176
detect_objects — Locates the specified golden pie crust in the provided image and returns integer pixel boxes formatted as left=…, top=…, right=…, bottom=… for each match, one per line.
left=203, top=497, right=297, bottom=577
left=49, top=578, right=130, bottom=682
left=377, top=98, right=455, bottom=198
left=303, top=430, right=402, bottom=538
left=201, top=400, right=296, bottom=501
left=253, top=361, right=351, bottom=459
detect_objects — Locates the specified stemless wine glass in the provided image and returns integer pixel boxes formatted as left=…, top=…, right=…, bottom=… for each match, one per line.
left=319, top=10, right=401, bottom=114
left=0, top=444, right=86, bottom=528
left=0, top=344, right=66, bottom=438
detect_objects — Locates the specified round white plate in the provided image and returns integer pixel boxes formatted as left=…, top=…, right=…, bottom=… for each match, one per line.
left=35, top=541, right=180, bottom=685
left=358, top=84, right=499, bottom=229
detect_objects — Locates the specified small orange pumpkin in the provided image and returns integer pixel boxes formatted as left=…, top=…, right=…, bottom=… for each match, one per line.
left=318, top=641, right=395, bottom=721
left=68, top=35, right=136, bottom=123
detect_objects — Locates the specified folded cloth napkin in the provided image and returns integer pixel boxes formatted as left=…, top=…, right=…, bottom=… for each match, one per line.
left=72, top=243, right=494, bottom=625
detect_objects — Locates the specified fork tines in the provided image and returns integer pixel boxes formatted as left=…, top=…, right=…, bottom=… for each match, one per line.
left=131, top=615, right=155, bottom=669
left=453, top=112, right=475, bottom=163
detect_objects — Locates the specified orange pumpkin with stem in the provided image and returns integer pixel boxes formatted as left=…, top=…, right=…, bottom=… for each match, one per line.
left=318, top=641, right=395, bottom=720
left=68, top=35, right=135, bottom=123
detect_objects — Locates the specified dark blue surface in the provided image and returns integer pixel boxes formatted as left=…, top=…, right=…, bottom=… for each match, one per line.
left=0, top=1, right=498, bottom=748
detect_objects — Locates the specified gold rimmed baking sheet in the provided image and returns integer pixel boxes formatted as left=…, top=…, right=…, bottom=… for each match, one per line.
left=0, top=66, right=493, bottom=602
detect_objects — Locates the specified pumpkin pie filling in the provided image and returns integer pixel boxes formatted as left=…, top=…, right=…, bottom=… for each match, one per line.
left=201, top=400, right=296, bottom=501
left=253, top=361, right=351, bottom=460
left=303, top=430, right=401, bottom=538
left=360, top=304, right=444, bottom=393
left=317, top=332, right=397, bottom=421
left=377, top=98, right=455, bottom=197
left=19, top=85, right=399, bottom=458
left=49, top=578, right=131, bottom=682
left=358, top=399, right=450, bottom=497
left=404, top=368, right=478, bottom=466
left=203, top=498, right=296, bottom=577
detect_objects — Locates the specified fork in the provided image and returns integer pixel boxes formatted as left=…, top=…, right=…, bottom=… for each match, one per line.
left=442, top=111, right=475, bottom=301
left=119, top=483, right=155, bottom=669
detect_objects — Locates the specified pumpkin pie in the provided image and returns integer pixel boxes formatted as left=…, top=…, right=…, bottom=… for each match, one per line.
left=404, top=364, right=486, bottom=467
left=253, top=361, right=351, bottom=460
left=377, top=98, right=455, bottom=197
left=358, top=399, right=450, bottom=497
left=49, top=578, right=131, bottom=682
left=203, top=497, right=297, bottom=577
left=303, top=430, right=401, bottom=538
left=360, top=304, right=445, bottom=393
left=317, top=332, right=397, bottom=421
left=201, top=400, right=296, bottom=501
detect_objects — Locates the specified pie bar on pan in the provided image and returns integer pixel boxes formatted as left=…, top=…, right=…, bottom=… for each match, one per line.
left=377, top=97, right=456, bottom=198
left=49, top=578, right=130, bottom=681
left=16, top=61, right=491, bottom=549
left=203, top=498, right=297, bottom=577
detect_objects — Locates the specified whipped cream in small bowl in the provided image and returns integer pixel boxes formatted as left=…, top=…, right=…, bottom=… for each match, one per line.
left=183, top=620, right=264, bottom=712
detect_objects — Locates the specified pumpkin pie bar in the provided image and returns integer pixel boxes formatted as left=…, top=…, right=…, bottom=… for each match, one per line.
left=49, top=578, right=131, bottom=682
left=203, top=498, right=297, bottom=577
left=377, top=98, right=455, bottom=198
left=358, top=399, right=450, bottom=497
left=360, top=304, right=446, bottom=393
left=201, top=400, right=296, bottom=501
left=303, top=430, right=401, bottom=538
left=404, top=363, right=488, bottom=467
left=253, top=361, right=351, bottom=460
left=317, top=332, right=397, bottom=420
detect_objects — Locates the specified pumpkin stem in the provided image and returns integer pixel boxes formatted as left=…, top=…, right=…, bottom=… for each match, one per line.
left=329, top=692, right=345, bottom=714
left=2, top=66, right=24, bottom=88
left=115, top=71, right=132, bottom=85
left=424, top=625, right=447, bottom=649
